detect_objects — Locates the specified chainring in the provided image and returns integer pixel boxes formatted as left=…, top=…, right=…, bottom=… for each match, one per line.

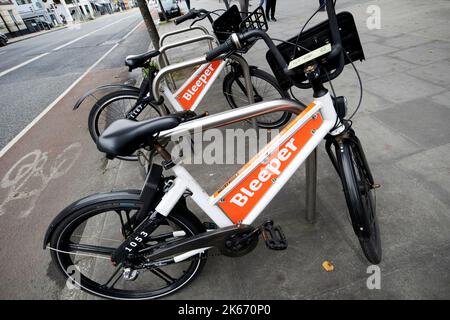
left=219, top=229, right=259, bottom=257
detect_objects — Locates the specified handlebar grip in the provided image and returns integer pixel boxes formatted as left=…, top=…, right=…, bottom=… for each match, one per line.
left=205, top=38, right=235, bottom=61
left=174, top=10, right=196, bottom=25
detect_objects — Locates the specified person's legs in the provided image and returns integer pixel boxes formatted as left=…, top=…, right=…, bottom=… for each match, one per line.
left=265, top=0, right=271, bottom=20
left=319, top=0, right=326, bottom=11
left=270, top=0, right=277, bottom=20
left=185, top=0, right=191, bottom=10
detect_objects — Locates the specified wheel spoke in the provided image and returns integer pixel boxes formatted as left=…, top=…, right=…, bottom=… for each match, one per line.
left=102, top=264, right=123, bottom=289
left=150, top=268, right=176, bottom=285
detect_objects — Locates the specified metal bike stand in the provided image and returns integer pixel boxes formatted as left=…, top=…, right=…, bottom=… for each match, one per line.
left=305, top=150, right=317, bottom=224
left=159, top=25, right=212, bottom=48
left=158, top=35, right=218, bottom=90
left=227, top=54, right=259, bottom=135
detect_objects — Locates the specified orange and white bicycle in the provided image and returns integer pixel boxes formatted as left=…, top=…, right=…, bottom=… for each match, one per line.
left=44, top=0, right=381, bottom=299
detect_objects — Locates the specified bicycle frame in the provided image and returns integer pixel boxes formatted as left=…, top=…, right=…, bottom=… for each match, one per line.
left=152, top=54, right=255, bottom=114
left=152, top=94, right=339, bottom=260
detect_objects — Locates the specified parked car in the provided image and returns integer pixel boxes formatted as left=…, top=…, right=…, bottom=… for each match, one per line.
left=157, top=0, right=181, bottom=21
left=0, top=32, right=8, bottom=47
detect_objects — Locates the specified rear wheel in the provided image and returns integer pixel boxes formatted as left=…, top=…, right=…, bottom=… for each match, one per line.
left=88, top=90, right=162, bottom=142
left=222, top=68, right=292, bottom=129
left=49, top=196, right=207, bottom=300
left=88, top=90, right=162, bottom=160
left=336, top=141, right=381, bottom=264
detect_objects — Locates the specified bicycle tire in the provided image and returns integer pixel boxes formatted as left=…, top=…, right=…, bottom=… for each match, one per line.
left=336, top=141, right=382, bottom=264
left=88, top=90, right=163, bottom=160
left=222, top=68, right=292, bottom=129
left=49, top=193, right=207, bottom=300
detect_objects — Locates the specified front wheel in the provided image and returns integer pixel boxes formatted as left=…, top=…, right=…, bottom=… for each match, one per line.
left=222, top=68, right=292, bottom=129
left=336, top=140, right=382, bottom=264
left=49, top=194, right=206, bottom=300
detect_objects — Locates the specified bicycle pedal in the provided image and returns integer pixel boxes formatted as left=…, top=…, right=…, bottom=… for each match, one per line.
left=261, top=220, right=288, bottom=250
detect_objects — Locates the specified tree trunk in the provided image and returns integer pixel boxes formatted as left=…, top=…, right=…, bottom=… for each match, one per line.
left=136, top=0, right=161, bottom=50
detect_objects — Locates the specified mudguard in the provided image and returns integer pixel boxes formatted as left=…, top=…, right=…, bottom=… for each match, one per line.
left=42, top=190, right=141, bottom=249
left=73, top=84, right=140, bottom=110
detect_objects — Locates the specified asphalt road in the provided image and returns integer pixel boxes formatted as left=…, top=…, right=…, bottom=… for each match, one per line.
left=0, top=9, right=150, bottom=150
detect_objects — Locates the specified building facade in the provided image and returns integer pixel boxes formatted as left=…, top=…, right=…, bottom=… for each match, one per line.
left=13, top=0, right=62, bottom=31
left=0, top=0, right=27, bottom=37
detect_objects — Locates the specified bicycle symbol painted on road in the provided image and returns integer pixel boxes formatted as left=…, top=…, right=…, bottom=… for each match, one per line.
left=0, top=142, right=82, bottom=218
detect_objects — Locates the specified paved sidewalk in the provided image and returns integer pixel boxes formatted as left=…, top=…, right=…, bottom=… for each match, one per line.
left=116, top=0, right=450, bottom=299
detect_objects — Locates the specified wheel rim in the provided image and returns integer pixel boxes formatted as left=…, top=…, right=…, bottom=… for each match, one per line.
left=94, top=96, right=160, bottom=138
left=225, top=74, right=287, bottom=126
left=94, top=95, right=161, bottom=161
left=54, top=202, right=203, bottom=299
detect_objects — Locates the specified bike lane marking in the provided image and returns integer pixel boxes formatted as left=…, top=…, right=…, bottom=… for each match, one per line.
left=0, top=21, right=146, bottom=295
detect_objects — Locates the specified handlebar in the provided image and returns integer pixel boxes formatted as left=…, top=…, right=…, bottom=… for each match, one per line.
left=174, top=10, right=197, bottom=25
left=174, top=8, right=213, bottom=25
left=205, top=37, right=235, bottom=61
left=205, top=0, right=345, bottom=89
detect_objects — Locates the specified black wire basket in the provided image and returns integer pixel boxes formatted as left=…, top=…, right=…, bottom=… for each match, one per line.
left=266, top=11, right=365, bottom=90
left=212, top=5, right=268, bottom=53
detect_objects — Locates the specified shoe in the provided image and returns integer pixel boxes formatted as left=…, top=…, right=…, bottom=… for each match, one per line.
left=266, top=16, right=270, bottom=21
left=318, top=6, right=326, bottom=12
left=271, top=17, right=277, bottom=21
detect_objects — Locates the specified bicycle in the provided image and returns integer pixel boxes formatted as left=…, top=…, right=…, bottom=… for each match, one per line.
left=74, top=5, right=292, bottom=160
left=44, top=0, right=381, bottom=299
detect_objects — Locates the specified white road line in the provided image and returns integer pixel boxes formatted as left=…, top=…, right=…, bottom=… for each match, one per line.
left=0, top=52, right=50, bottom=78
left=0, top=14, right=137, bottom=79
left=0, top=20, right=143, bottom=159
left=120, top=20, right=144, bottom=41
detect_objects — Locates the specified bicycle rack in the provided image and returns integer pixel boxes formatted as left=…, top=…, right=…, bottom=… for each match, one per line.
left=159, top=25, right=212, bottom=48
left=158, top=34, right=219, bottom=90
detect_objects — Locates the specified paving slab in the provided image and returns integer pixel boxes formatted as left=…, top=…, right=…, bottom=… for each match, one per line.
left=364, top=72, right=445, bottom=104
left=382, top=33, right=434, bottom=50
left=406, top=59, right=450, bottom=87
left=396, top=143, right=450, bottom=207
left=430, top=91, right=450, bottom=108
left=372, top=98, right=450, bottom=148
left=389, top=41, right=450, bottom=66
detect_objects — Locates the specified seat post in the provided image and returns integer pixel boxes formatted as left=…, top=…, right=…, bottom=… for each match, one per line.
left=154, top=142, right=174, bottom=169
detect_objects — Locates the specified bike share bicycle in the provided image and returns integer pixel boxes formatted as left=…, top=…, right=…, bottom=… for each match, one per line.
left=74, top=5, right=292, bottom=161
left=44, top=0, right=381, bottom=299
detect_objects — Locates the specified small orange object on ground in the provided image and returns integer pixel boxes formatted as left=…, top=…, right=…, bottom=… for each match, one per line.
left=322, top=261, right=334, bottom=272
